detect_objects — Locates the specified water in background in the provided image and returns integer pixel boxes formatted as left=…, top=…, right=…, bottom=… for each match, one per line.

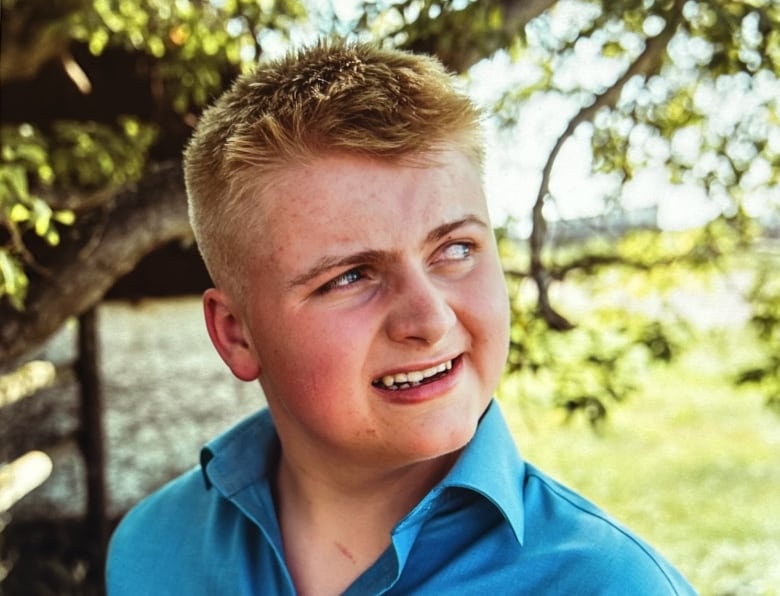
left=5, top=297, right=263, bottom=519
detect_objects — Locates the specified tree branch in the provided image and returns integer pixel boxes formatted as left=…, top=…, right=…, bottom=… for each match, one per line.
left=403, top=0, right=557, bottom=73
left=529, top=0, right=684, bottom=330
left=0, top=161, right=193, bottom=368
left=505, top=252, right=684, bottom=283
left=0, top=0, right=91, bottom=83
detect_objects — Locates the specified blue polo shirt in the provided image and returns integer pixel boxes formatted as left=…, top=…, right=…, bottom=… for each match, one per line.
left=106, top=401, right=696, bottom=594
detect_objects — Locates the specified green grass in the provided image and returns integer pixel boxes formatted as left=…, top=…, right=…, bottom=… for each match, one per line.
left=498, top=331, right=780, bottom=596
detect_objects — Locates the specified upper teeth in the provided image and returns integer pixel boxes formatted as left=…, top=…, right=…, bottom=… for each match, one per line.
left=379, top=360, right=452, bottom=388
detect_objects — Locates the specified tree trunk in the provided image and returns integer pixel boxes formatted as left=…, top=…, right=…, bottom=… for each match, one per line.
left=75, top=307, right=108, bottom=584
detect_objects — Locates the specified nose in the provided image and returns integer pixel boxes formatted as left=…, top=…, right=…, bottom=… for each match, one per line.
left=385, top=267, right=457, bottom=346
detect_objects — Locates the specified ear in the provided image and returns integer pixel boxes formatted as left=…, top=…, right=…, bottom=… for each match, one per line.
left=203, top=288, right=261, bottom=381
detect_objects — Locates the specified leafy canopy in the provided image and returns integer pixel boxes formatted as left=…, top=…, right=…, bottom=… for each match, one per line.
left=1, top=0, right=778, bottom=416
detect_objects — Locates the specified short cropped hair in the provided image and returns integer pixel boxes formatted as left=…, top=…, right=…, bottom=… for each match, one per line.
left=184, top=40, right=483, bottom=300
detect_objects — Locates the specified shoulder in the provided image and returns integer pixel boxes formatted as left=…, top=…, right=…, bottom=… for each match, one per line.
left=106, top=467, right=231, bottom=594
left=521, top=463, right=697, bottom=595
left=105, top=409, right=285, bottom=595
left=109, top=465, right=212, bottom=542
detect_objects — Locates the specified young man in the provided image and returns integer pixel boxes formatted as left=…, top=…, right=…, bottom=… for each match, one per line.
left=107, top=42, right=696, bottom=595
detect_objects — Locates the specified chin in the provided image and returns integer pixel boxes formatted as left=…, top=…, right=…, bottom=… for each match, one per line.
left=404, top=416, right=479, bottom=463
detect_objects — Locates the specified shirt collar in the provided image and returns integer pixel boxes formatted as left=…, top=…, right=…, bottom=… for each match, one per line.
left=438, top=400, right=526, bottom=544
left=200, top=400, right=525, bottom=544
left=200, top=408, right=278, bottom=496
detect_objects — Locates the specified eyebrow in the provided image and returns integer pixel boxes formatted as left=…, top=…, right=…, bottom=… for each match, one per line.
left=425, top=214, right=487, bottom=244
left=287, top=214, right=489, bottom=290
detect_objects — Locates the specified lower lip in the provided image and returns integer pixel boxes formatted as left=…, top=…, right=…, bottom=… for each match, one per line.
left=374, top=356, right=463, bottom=404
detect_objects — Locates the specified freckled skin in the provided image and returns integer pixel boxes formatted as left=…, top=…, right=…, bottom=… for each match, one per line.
left=207, top=148, right=510, bottom=479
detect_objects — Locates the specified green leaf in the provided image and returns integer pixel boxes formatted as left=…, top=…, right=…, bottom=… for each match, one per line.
left=0, top=249, right=29, bottom=309
left=9, top=203, right=31, bottom=223
left=52, top=209, right=76, bottom=225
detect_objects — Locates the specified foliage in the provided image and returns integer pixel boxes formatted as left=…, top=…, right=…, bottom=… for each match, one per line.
left=1, top=125, right=73, bottom=310
left=0, top=0, right=307, bottom=309
left=590, top=3, right=780, bottom=201
left=1, top=6, right=779, bottom=590
left=1, top=0, right=779, bottom=413
left=498, top=224, right=723, bottom=426
left=479, top=0, right=780, bottom=419
left=503, top=326, right=780, bottom=594
left=0, top=118, right=157, bottom=309
left=66, top=0, right=309, bottom=111
left=735, top=253, right=780, bottom=413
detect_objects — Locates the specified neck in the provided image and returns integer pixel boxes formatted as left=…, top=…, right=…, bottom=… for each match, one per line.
left=279, top=447, right=457, bottom=520
left=274, top=449, right=459, bottom=596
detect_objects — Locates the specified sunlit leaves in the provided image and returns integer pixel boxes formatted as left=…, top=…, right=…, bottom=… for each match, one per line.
left=1, top=0, right=778, bottom=416
left=66, top=0, right=308, bottom=114
left=48, top=118, right=158, bottom=189
left=0, top=0, right=316, bottom=312
left=501, top=255, right=685, bottom=428
left=736, top=260, right=780, bottom=413
left=1, top=125, right=74, bottom=308
left=478, top=0, right=780, bottom=222
left=455, top=0, right=780, bottom=418
left=593, top=44, right=779, bottom=205
left=359, top=0, right=522, bottom=71
left=0, top=117, right=155, bottom=308
left=0, top=0, right=310, bottom=312
left=0, top=250, right=29, bottom=311
left=497, top=211, right=771, bottom=425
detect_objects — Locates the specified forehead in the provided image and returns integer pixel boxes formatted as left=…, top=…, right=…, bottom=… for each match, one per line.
left=271, top=150, right=482, bottom=221
left=237, top=150, right=487, bottom=272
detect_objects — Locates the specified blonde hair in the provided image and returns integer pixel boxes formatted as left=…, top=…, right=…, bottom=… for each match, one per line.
left=184, top=40, right=483, bottom=300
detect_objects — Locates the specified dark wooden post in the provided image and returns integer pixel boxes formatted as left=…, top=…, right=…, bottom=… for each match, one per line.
left=76, top=307, right=108, bottom=583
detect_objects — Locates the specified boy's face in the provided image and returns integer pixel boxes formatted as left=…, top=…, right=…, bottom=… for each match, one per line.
left=206, top=148, right=510, bottom=473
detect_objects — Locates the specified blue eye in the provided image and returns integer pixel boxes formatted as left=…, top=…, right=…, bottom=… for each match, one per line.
left=442, top=242, right=473, bottom=260
left=320, top=268, right=364, bottom=293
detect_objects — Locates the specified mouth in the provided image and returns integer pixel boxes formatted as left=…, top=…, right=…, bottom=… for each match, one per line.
left=372, top=356, right=459, bottom=391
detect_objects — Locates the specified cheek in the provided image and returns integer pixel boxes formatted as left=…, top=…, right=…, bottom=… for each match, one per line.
left=273, top=319, right=367, bottom=397
left=470, top=267, right=511, bottom=362
left=486, top=297, right=511, bottom=366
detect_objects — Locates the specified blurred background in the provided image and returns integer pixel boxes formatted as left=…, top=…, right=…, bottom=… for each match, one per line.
left=1, top=1, right=778, bottom=594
